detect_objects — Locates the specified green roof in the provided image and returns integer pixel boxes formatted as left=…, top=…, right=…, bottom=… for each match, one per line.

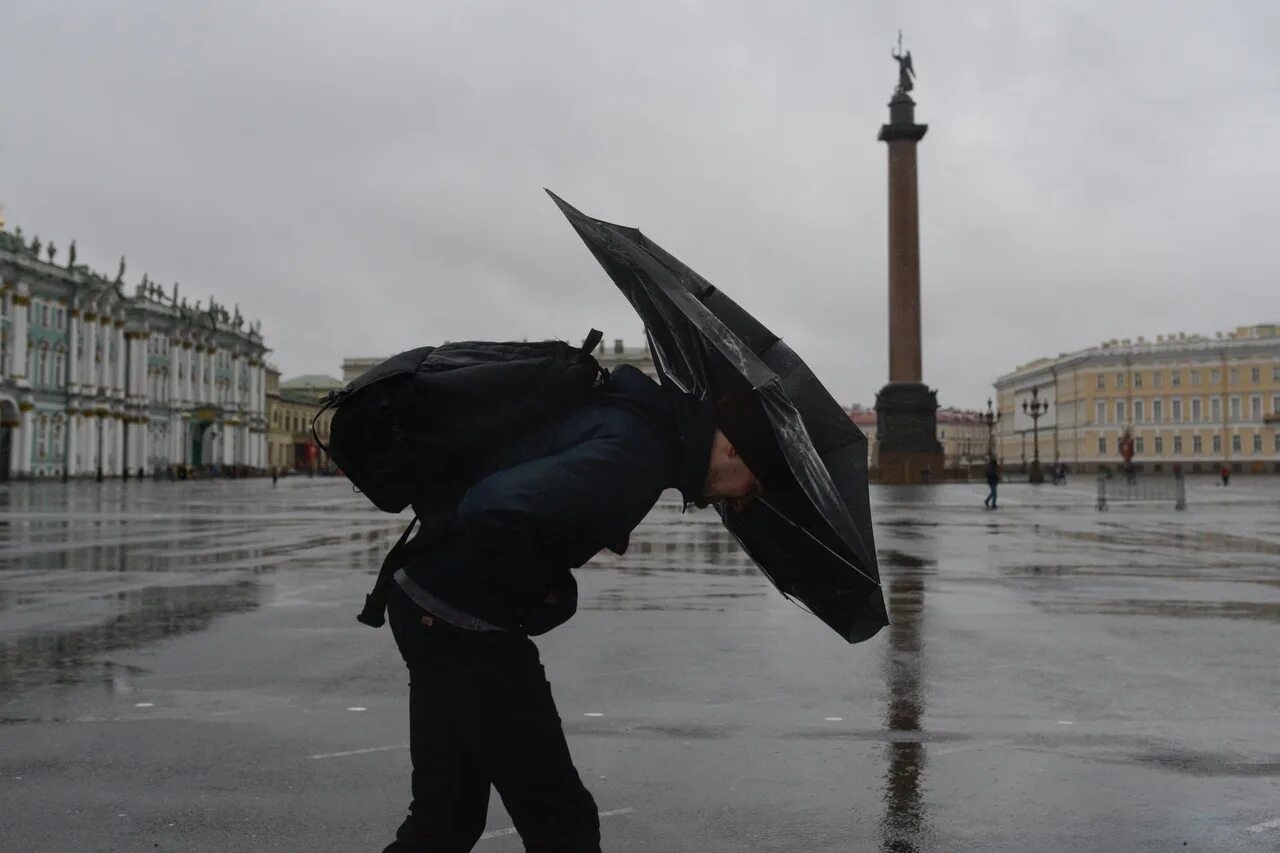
left=281, top=374, right=342, bottom=391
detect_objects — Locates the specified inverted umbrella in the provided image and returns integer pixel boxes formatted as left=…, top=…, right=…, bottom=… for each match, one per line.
left=548, top=190, right=887, bottom=643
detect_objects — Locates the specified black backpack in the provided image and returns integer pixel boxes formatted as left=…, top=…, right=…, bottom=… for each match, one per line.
left=313, top=330, right=607, bottom=626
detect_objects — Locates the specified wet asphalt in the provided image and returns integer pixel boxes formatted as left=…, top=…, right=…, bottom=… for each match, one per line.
left=1, top=475, right=1278, bottom=852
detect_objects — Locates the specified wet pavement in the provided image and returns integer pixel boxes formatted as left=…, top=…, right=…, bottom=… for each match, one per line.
left=2, top=475, right=1279, bottom=851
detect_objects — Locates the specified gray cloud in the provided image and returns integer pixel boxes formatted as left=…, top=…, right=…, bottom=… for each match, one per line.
left=3, top=0, right=1277, bottom=408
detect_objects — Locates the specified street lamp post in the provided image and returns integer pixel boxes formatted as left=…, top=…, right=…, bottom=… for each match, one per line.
left=1023, top=385, right=1050, bottom=484
left=983, top=398, right=1000, bottom=458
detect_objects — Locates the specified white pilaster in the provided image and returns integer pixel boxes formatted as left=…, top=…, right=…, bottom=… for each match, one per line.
left=113, top=324, right=125, bottom=395
left=67, top=310, right=80, bottom=389
left=67, top=412, right=79, bottom=475
left=112, top=416, right=124, bottom=475
left=12, top=288, right=30, bottom=387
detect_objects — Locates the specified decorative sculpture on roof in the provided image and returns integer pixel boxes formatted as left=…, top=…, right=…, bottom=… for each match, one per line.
left=68, top=240, right=77, bottom=269
left=46, top=241, right=57, bottom=264
left=891, top=30, right=915, bottom=95
left=30, top=236, right=41, bottom=257
left=115, top=255, right=126, bottom=284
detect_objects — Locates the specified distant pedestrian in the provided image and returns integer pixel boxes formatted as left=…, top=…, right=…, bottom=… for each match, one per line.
left=271, top=467, right=278, bottom=486
left=983, top=456, right=999, bottom=509
left=1220, top=463, right=1230, bottom=486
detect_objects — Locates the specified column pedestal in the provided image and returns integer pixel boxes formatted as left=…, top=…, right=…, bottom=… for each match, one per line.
left=875, top=382, right=944, bottom=484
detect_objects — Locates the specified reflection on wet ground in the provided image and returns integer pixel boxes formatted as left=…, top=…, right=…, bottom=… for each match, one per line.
left=4, top=477, right=1280, bottom=850
left=1, top=479, right=396, bottom=688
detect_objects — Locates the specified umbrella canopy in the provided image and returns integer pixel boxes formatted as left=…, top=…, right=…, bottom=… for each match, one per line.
left=548, top=190, right=887, bottom=643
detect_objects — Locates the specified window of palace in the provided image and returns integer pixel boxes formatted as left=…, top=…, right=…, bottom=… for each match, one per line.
left=1274, top=365, right=1280, bottom=382
left=1172, top=398, right=1182, bottom=421
left=1153, top=399, right=1163, bottom=422
left=1273, top=395, right=1280, bottom=415
left=1211, top=369, right=1221, bottom=385
left=1116, top=374, right=1125, bottom=389
left=1154, top=436, right=1164, bottom=455
left=1096, top=401, right=1105, bottom=423
left=1134, top=400, right=1145, bottom=421
left=1253, top=434, right=1263, bottom=454
left=1213, top=434, right=1222, bottom=453
left=1232, top=434, right=1242, bottom=454
left=1152, top=371, right=1162, bottom=388
left=1134, top=372, right=1143, bottom=388
left=1230, top=368, right=1240, bottom=384
left=1191, top=369, right=1201, bottom=385
left=1136, top=437, right=1145, bottom=454
left=1211, top=398, right=1222, bottom=421
left=1252, top=367, right=1261, bottom=383
left=1275, top=433, right=1280, bottom=453
left=1194, top=434, right=1203, bottom=454
left=1098, top=437, right=1106, bottom=454
left=1192, top=398, right=1202, bottom=420
left=1231, top=397, right=1242, bottom=421
left=1174, top=435, right=1183, bottom=454
left=1116, top=401, right=1126, bottom=423
left=1252, top=397, right=1262, bottom=420
left=1172, top=371, right=1181, bottom=386
left=1096, top=374, right=1106, bottom=390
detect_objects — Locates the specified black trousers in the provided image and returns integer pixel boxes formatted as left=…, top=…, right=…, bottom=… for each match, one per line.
left=383, top=585, right=601, bottom=853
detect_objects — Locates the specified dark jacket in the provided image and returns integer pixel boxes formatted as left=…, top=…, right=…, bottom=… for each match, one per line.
left=394, top=365, right=715, bottom=635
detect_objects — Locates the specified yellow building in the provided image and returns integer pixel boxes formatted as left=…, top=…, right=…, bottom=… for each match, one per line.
left=993, top=324, right=1280, bottom=475
left=265, top=370, right=340, bottom=473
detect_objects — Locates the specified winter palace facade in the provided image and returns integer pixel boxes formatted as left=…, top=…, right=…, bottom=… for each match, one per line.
left=0, top=228, right=268, bottom=479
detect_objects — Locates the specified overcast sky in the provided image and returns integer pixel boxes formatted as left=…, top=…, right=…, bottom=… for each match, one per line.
left=3, top=0, right=1277, bottom=408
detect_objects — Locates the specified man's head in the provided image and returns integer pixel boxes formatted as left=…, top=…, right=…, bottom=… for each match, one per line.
left=701, top=428, right=765, bottom=512
left=700, top=391, right=786, bottom=512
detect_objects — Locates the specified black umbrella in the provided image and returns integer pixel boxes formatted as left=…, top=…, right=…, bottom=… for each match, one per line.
left=548, top=190, right=887, bottom=643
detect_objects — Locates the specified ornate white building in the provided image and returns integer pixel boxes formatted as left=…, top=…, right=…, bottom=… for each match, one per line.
left=0, top=228, right=269, bottom=480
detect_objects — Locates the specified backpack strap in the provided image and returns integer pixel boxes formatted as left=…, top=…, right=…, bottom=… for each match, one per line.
left=356, top=515, right=419, bottom=628
left=582, top=328, right=603, bottom=354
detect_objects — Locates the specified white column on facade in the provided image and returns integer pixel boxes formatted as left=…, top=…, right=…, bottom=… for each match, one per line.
left=169, top=341, right=180, bottom=404
left=113, top=416, right=124, bottom=475
left=67, top=310, right=80, bottom=389
left=16, top=406, right=33, bottom=475
left=229, top=352, right=241, bottom=413
left=113, top=323, right=125, bottom=395
left=170, top=414, right=181, bottom=467
left=81, top=312, right=93, bottom=388
left=65, top=411, right=78, bottom=475
left=196, top=347, right=203, bottom=405
left=83, top=413, right=96, bottom=474
left=12, top=288, right=30, bottom=386
left=86, top=315, right=99, bottom=390
left=138, top=418, right=149, bottom=473
left=192, top=347, right=203, bottom=405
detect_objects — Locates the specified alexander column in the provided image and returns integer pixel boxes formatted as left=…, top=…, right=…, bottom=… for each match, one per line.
left=874, top=35, right=944, bottom=484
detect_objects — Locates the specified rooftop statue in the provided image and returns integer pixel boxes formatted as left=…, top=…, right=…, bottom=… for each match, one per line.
left=68, top=240, right=77, bottom=269
left=30, top=236, right=41, bottom=257
left=47, top=241, right=57, bottom=264
left=115, top=255, right=126, bottom=283
left=891, top=30, right=915, bottom=95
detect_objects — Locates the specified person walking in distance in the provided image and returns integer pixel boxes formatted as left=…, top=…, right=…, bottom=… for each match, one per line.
left=381, top=366, right=781, bottom=853
left=983, top=455, right=1000, bottom=509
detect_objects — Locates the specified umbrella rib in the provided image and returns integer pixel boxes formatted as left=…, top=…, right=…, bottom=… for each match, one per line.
left=755, top=496, right=882, bottom=588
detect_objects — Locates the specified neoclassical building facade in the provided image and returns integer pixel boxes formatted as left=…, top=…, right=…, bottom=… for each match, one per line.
left=1, top=228, right=269, bottom=480
left=993, top=325, right=1280, bottom=474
